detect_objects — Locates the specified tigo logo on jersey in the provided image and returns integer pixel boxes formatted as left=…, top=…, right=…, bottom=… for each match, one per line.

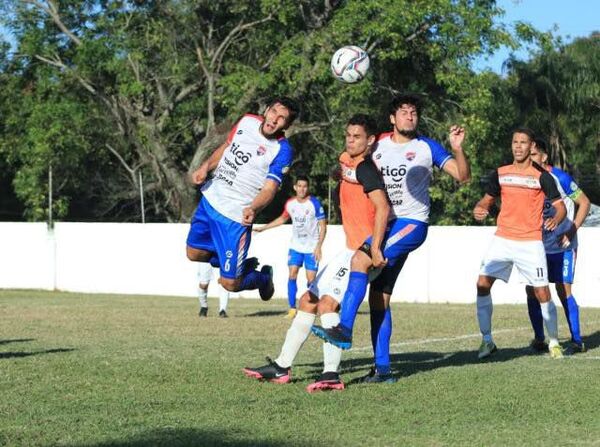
left=256, top=145, right=266, bottom=156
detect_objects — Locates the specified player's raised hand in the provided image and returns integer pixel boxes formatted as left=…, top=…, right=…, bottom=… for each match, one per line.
left=449, top=125, right=466, bottom=151
left=242, top=207, right=256, bottom=226
left=473, top=205, right=489, bottom=221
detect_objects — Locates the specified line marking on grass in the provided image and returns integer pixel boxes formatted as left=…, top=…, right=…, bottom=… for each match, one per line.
left=350, top=320, right=600, bottom=354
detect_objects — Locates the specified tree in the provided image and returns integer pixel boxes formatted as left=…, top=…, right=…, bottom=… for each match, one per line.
left=1, top=0, right=527, bottom=223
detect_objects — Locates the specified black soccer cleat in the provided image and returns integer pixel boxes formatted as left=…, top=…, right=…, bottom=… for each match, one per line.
left=198, top=307, right=208, bottom=317
left=242, top=357, right=291, bottom=383
left=258, top=265, right=274, bottom=301
left=218, top=309, right=228, bottom=318
left=311, top=324, right=353, bottom=350
left=356, top=367, right=397, bottom=384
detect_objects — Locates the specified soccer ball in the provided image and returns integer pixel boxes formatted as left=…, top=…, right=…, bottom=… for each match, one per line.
left=330, top=45, right=370, bottom=83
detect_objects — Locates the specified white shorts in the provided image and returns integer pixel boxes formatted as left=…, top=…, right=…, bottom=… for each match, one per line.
left=308, top=247, right=354, bottom=303
left=479, top=236, right=548, bottom=287
left=197, top=262, right=213, bottom=284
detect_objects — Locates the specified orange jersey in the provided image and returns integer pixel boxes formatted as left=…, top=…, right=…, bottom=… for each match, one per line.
left=338, top=152, right=378, bottom=250
left=486, top=162, right=561, bottom=241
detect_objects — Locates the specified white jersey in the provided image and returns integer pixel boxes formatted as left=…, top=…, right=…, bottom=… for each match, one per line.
left=282, top=196, right=326, bottom=253
left=202, top=114, right=293, bottom=223
left=371, top=133, right=452, bottom=223
left=543, top=166, right=580, bottom=253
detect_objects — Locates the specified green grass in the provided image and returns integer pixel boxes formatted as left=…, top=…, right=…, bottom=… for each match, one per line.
left=2, top=290, right=600, bottom=446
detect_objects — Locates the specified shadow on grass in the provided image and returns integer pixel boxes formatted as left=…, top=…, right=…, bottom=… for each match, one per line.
left=297, top=343, right=557, bottom=381
left=71, top=427, right=322, bottom=447
left=0, top=338, right=36, bottom=345
left=243, top=310, right=287, bottom=317
left=0, top=348, right=76, bottom=359
left=582, top=330, right=600, bottom=351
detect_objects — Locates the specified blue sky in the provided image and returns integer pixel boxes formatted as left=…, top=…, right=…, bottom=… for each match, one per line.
left=473, top=0, right=600, bottom=73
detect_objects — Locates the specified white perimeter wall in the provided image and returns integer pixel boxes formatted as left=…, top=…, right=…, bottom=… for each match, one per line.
left=1, top=222, right=599, bottom=307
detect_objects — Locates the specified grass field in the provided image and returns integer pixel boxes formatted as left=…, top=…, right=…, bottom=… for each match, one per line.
left=2, top=290, right=600, bottom=446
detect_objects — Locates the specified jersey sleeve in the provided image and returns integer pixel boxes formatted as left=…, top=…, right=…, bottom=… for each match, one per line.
left=540, top=171, right=562, bottom=202
left=420, top=137, right=452, bottom=169
left=485, top=169, right=501, bottom=197
left=356, top=158, right=386, bottom=194
left=310, top=196, right=326, bottom=220
left=553, top=167, right=581, bottom=200
left=225, top=118, right=242, bottom=144
left=267, top=139, right=293, bottom=185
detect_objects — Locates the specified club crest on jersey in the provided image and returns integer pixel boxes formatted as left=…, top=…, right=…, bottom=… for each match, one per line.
left=405, top=151, right=416, bottom=161
left=256, top=145, right=266, bottom=156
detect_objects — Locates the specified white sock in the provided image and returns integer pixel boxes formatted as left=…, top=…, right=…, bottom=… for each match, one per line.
left=477, top=294, right=493, bottom=343
left=218, top=287, right=229, bottom=312
left=321, top=312, right=342, bottom=373
left=275, top=310, right=316, bottom=368
left=540, top=301, right=559, bottom=346
left=198, top=288, right=208, bottom=309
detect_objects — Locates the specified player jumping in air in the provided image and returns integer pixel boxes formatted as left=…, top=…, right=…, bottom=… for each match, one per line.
left=254, top=175, right=327, bottom=319
left=186, top=97, right=299, bottom=300
left=311, top=94, right=470, bottom=382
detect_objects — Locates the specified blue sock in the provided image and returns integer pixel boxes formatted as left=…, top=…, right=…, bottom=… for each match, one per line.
left=527, top=296, right=545, bottom=341
left=339, top=272, right=369, bottom=333
left=565, top=295, right=582, bottom=344
left=209, top=255, right=220, bottom=268
left=287, top=279, right=298, bottom=308
left=370, top=307, right=392, bottom=375
left=239, top=269, right=267, bottom=291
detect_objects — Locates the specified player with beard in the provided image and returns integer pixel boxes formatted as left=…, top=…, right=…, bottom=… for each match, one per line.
left=312, top=94, right=470, bottom=383
left=186, top=97, right=298, bottom=299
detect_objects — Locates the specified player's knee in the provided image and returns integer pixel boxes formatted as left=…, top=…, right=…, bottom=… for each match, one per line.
left=534, top=286, right=551, bottom=302
left=350, top=251, right=370, bottom=272
left=298, top=292, right=318, bottom=313
left=317, top=296, right=339, bottom=314
left=220, top=278, right=241, bottom=292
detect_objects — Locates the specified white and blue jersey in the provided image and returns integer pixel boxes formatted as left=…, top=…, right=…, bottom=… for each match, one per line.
left=542, top=166, right=580, bottom=254
left=201, top=114, right=293, bottom=223
left=282, top=196, right=326, bottom=253
left=187, top=114, right=293, bottom=279
left=371, top=133, right=451, bottom=223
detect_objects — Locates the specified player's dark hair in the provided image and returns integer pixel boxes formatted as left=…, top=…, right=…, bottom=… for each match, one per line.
left=389, top=93, right=422, bottom=116
left=512, top=127, right=536, bottom=141
left=295, top=175, right=309, bottom=184
left=534, top=137, right=548, bottom=152
left=266, top=96, right=300, bottom=127
left=347, top=114, right=378, bottom=136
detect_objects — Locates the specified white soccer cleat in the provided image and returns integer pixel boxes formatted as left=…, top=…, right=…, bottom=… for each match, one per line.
left=477, top=340, right=497, bottom=359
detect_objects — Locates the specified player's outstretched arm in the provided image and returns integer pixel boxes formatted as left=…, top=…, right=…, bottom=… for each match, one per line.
left=189, top=141, right=229, bottom=185
left=442, top=125, right=470, bottom=183
left=254, top=215, right=288, bottom=233
left=473, top=194, right=495, bottom=222
left=242, top=179, right=279, bottom=226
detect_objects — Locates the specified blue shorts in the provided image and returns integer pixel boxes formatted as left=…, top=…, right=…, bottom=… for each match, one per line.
left=547, top=250, right=576, bottom=284
left=186, top=197, right=251, bottom=280
left=365, top=218, right=428, bottom=293
left=288, top=249, right=319, bottom=272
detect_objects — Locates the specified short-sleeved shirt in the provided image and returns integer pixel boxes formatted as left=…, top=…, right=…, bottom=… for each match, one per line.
left=371, top=133, right=452, bottom=223
left=281, top=196, right=326, bottom=253
left=543, top=166, right=581, bottom=253
left=485, top=162, right=562, bottom=241
left=202, top=114, right=293, bottom=223
left=338, top=152, right=385, bottom=250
